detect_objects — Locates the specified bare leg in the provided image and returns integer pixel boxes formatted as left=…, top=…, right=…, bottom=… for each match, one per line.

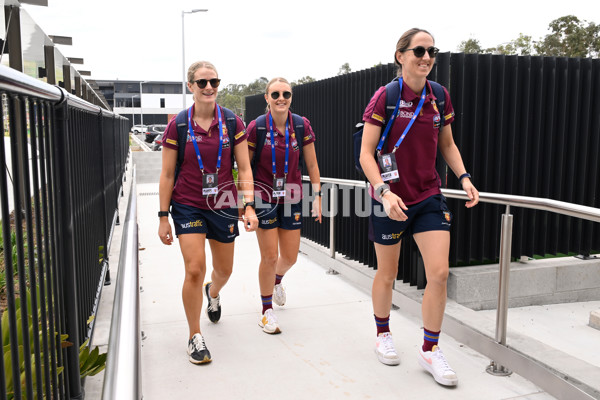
left=256, top=228, right=279, bottom=297
left=372, top=241, right=402, bottom=318
left=207, top=239, right=235, bottom=297
left=178, top=233, right=207, bottom=339
left=274, top=228, right=301, bottom=277
left=413, top=231, right=451, bottom=332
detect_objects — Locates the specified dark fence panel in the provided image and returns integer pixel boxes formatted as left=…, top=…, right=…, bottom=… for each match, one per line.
left=246, top=53, right=600, bottom=289
left=0, top=65, right=128, bottom=399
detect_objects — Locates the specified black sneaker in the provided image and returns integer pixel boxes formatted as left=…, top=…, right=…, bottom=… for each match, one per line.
left=187, top=333, right=211, bottom=364
left=204, top=282, right=221, bottom=323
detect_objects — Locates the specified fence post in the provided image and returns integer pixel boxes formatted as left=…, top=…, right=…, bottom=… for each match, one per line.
left=486, top=205, right=513, bottom=376
left=329, top=184, right=336, bottom=259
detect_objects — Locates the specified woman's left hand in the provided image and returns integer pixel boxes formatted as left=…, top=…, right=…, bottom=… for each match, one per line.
left=462, top=179, right=479, bottom=208
left=243, top=207, right=259, bottom=232
left=312, top=196, right=322, bottom=223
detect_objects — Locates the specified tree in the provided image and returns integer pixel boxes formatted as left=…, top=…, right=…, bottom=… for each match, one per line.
left=457, top=38, right=483, bottom=54
left=291, top=76, right=315, bottom=86
left=337, top=63, right=351, bottom=75
left=535, top=15, right=600, bottom=57
left=485, top=34, right=533, bottom=55
left=457, top=15, right=599, bottom=58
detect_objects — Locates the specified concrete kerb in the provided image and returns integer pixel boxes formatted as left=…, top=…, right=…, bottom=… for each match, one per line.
left=591, top=309, right=600, bottom=330
left=300, top=238, right=600, bottom=400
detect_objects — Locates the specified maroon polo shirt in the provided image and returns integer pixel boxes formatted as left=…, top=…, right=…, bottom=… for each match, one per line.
left=246, top=110, right=316, bottom=204
left=163, top=104, right=248, bottom=210
left=363, top=80, right=455, bottom=205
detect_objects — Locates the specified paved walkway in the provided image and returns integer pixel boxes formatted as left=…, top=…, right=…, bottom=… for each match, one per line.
left=84, top=152, right=600, bottom=399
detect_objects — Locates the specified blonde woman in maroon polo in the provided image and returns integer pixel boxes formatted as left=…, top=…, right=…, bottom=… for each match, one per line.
left=246, top=77, right=322, bottom=334
left=360, top=29, right=479, bottom=385
left=158, top=61, right=258, bottom=364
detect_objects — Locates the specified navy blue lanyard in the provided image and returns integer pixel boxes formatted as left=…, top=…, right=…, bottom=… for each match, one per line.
left=186, top=105, right=224, bottom=173
left=268, top=114, right=290, bottom=177
left=376, top=78, right=427, bottom=154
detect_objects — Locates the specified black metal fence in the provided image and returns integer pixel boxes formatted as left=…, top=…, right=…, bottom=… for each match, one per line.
left=246, top=53, right=600, bottom=288
left=0, top=65, right=129, bottom=399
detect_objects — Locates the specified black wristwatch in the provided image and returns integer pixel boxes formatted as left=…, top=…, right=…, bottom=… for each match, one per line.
left=314, top=190, right=322, bottom=197
left=375, top=184, right=391, bottom=198
left=158, top=211, right=169, bottom=217
left=244, top=201, right=256, bottom=210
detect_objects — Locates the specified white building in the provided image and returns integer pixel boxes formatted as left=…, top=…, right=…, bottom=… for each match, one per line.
left=96, top=80, right=193, bottom=127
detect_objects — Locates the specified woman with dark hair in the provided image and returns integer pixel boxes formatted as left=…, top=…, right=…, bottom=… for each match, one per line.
left=246, top=77, right=322, bottom=334
left=360, top=29, right=479, bottom=386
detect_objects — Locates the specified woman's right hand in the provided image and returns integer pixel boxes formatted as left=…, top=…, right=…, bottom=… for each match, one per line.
left=381, top=191, right=408, bottom=221
left=158, top=219, right=174, bottom=245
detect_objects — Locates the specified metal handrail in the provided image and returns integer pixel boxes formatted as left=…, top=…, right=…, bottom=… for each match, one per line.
left=102, top=166, right=142, bottom=400
left=303, top=175, right=600, bottom=374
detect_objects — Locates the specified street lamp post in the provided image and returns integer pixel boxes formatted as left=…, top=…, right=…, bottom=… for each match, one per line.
left=182, top=9, right=208, bottom=108
left=131, top=94, right=138, bottom=125
left=140, top=81, right=147, bottom=128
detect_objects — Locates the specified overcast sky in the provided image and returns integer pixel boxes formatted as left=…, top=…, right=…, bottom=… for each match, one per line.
left=22, top=0, right=598, bottom=88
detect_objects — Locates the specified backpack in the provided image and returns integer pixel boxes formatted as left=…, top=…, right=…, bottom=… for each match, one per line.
left=251, top=113, right=305, bottom=175
left=353, top=78, right=446, bottom=176
left=174, top=105, right=238, bottom=182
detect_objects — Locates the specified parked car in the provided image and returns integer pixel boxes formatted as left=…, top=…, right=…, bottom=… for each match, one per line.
left=145, top=124, right=167, bottom=143
left=152, top=133, right=163, bottom=151
left=131, top=124, right=147, bottom=134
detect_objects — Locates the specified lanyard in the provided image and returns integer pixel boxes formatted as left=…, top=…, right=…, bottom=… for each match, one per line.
left=376, top=78, right=427, bottom=154
left=268, top=113, right=290, bottom=177
left=186, top=105, right=224, bottom=173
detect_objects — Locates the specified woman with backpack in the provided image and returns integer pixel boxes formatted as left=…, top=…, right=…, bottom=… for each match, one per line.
left=246, top=77, right=322, bottom=334
left=158, top=61, right=258, bottom=364
left=359, top=29, right=479, bottom=386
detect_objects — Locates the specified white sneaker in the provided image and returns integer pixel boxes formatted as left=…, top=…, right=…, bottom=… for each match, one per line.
left=259, top=309, right=281, bottom=334
left=418, top=345, right=458, bottom=386
left=273, top=283, right=286, bottom=306
left=374, top=332, right=400, bottom=365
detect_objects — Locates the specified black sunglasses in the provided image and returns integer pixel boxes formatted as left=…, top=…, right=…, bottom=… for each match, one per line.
left=403, top=46, right=439, bottom=58
left=192, top=78, right=221, bottom=89
left=270, top=91, right=292, bottom=100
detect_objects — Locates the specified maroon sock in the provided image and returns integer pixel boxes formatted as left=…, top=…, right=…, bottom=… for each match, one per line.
left=275, top=274, right=284, bottom=285
left=374, top=314, right=390, bottom=335
left=261, top=295, right=273, bottom=314
left=422, top=328, right=440, bottom=352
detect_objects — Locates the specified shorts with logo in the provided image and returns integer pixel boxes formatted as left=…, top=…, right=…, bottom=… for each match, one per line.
left=257, top=201, right=302, bottom=230
left=170, top=200, right=239, bottom=243
left=368, top=194, right=452, bottom=245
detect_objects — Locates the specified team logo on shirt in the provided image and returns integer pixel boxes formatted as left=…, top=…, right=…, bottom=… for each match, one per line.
left=222, top=133, right=230, bottom=149
left=228, top=223, right=235, bottom=233
left=294, top=212, right=301, bottom=221
left=399, top=100, right=413, bottom=108
left=433, top=114, right=442, bottom=129
left=432, top=101, right=439, bottom=114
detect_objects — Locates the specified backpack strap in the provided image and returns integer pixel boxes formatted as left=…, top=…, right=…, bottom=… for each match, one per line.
left=429, top=80, right=446, bottom=129
left=174, top=109, right=189, bottom=182
left=220, top=106, right=237, bottom=166
left=251, top=114, right=268, bottom=176
left=291, top=113, right=305, bottom=171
